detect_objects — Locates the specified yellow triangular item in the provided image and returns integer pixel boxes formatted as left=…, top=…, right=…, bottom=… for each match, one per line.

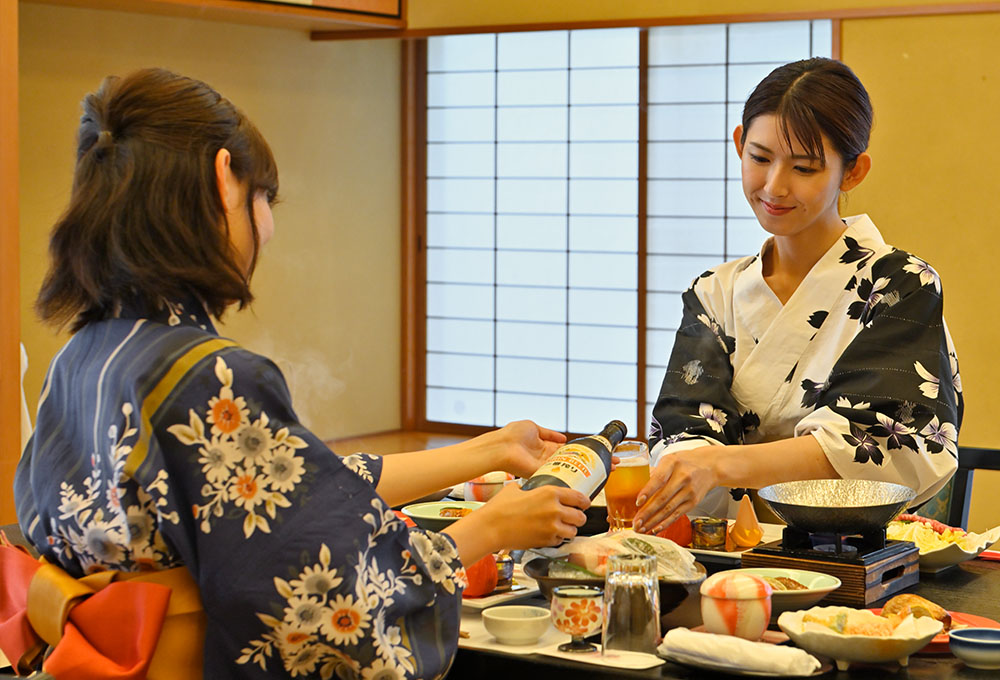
left=729, top=495, right=764, bottom=548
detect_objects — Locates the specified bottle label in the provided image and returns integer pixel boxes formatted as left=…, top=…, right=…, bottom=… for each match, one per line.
left=529, top=439, right=610, bottom=497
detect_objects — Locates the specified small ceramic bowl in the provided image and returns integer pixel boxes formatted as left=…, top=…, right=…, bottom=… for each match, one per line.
left=481, top=605, right=552, bottom=646
left=949, top=628, right=1000, bottom=670
left=464, top=472, right=516, bottom=502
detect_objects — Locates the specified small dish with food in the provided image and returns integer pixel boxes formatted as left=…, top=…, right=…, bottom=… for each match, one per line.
left=888, top=514, right=1000, bottom=573
left=778, top=605, right=942, bottom=670
left=400, top=500, right=484, bottom=531
left=727, top=568, right=841, bottom=615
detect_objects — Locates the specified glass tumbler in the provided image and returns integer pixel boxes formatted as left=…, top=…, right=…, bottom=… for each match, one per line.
left=604, top=440, right=650, bottom=530
left=602, top=553, right=660, bottom=655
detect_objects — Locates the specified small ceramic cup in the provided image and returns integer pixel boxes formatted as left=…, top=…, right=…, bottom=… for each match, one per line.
left=699, top=572, right=773, bottom=641
left=551, top=585, right=604, bottom=653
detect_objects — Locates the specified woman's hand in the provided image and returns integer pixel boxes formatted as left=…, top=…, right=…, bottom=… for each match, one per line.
left=444, top=483, right=589, bottom=563
left=484, top=420, right=567, bottom=478
left=632, top=446, right=720, bottom=534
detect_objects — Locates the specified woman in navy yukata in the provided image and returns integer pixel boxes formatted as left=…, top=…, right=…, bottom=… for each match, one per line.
left=634, top=58, right=963, bottom=534
left=14, top=68, right=589, bottom=679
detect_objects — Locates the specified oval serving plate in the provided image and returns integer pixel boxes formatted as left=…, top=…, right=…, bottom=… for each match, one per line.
left=727, top=568, right=841, bottom=614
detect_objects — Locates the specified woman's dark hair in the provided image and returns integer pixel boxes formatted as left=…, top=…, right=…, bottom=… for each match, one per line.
left=740, top=57, right=873, bottom=169
left=36, top=67, right=278, bottom=332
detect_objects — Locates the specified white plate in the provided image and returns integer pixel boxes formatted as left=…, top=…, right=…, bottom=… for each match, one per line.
left=659, top=651, right=830, bottom=677
left=723, top=568, right=841, bottom=613
left=918, top=541, right=989, bottom=573
left=461, top=566, right=540, bottom=610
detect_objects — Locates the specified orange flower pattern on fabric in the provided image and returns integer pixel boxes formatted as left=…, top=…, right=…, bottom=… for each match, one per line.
left=210, top=399, right=242, bottom=434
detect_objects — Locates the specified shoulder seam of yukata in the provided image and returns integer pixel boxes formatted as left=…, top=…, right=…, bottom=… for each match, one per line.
left=123, top=336, right=239, bottom=478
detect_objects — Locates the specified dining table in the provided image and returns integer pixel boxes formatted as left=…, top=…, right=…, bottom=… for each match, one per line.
left=449, top=556, right=1000, bottom=679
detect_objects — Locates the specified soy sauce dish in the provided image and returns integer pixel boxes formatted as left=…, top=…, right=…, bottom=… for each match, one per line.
left=949, top=628, right=1000, bottom=670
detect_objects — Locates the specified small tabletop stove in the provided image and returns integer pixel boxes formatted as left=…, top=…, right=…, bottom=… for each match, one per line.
left=741, top=526, right=919, bottom=606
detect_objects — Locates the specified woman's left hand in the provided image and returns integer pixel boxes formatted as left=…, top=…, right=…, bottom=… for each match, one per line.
left=486, top=420, right=567, bottom=478
left=632, top=446, right=720, bottom=534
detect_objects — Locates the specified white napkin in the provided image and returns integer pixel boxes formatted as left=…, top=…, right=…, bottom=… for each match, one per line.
left=658, top=628, right=821, bottom=676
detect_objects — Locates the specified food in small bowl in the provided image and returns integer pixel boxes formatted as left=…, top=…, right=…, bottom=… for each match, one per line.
left=700, top=572, right=772, bottom=640
left=481, top=605, right=552, bottom=646
left=400, top=500, right=483, bottom=532
left=464, top=471, right=516, bottom=502
left=778, top=605, right=942, bottom=670
left=727, top=568, right=842, bottom=616
left=949, top=627, right=1000, bottom=670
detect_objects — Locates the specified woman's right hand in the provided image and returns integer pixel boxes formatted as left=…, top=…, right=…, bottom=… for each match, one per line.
left=444, top=483, right=589, bottom=565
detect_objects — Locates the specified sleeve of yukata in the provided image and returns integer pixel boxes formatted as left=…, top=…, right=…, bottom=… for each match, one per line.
left=139, top=347, right=466, bottom=680
left=794, top=251, right=963, bottom=506
left=648, top=278, right=746, bottom=466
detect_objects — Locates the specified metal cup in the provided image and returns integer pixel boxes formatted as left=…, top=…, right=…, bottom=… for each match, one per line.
left=602, top=553, right=660, bottom=655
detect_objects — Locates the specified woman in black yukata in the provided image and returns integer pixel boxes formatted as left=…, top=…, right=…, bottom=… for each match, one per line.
left=12, top=68, right=589, bottom=679
left=633, top=58, right=962, bottom=535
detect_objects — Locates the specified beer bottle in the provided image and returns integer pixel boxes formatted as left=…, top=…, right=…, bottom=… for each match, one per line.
left=520, top=420, right=627, bottom=499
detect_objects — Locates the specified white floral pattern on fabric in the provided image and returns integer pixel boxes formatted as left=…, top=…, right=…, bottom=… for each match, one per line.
left=167, top=356, right=308, bottom=538
left=343, top=453, right=380, bottom=484
left=697, top=403, right=728, bottom=433
left=46, top=402, right=180, bottom=573
left=238, top=498, right=463, bottom=678
left=903, top=254, right=941, bottom=293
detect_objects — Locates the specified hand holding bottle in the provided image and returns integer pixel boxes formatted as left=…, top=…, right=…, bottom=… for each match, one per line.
left=482, top=420, right=568, bottom=479
left=444, top=483, right=589, bottom=564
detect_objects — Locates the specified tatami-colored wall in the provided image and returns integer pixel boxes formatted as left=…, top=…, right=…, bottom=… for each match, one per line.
left=19, top=3, right=402, bottom=440
left=841, top=13, right=1000, bottom=534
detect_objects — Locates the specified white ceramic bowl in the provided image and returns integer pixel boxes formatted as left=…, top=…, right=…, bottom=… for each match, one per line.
left=778, top=606, right=942, bottom=671
left=949, top=628, right=1000, bottom=670
left=481, top=605, right=552, bottom=646
left=399, top=501, right=484, bottom=532
left=727, top=568, right=842, bottom=615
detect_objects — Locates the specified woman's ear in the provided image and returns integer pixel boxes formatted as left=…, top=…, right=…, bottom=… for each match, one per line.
left=214, top=148, right=238, bottom=211
left=841, top=152, right=872, bottom=192
left=732, top=125, right=745, bottom=158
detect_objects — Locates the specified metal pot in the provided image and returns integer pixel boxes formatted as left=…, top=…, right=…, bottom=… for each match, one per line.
left=757, top=479, right=916, bottom=534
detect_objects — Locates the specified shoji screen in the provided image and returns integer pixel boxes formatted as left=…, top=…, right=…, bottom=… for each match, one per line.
left=643, top=20, right=832, bottom=432
left=425, top=20, right=832, bottom=437
left=426, top=29, right=641, bottom=435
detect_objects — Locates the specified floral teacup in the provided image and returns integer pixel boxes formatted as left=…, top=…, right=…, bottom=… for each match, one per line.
left=550, top=585, right=604, bottom=652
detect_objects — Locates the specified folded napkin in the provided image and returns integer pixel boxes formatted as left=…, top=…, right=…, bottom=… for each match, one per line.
left=658, top=628, right=821, bottom=676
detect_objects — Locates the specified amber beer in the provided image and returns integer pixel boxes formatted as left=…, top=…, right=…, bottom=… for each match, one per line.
left=604, top=441, right=650, bottom=530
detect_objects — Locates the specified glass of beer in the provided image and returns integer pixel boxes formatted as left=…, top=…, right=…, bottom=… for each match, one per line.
left=604, top=440, right=649, bottom=531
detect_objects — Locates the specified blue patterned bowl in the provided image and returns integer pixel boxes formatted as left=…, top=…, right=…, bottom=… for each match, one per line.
left=950, top=628, right=1000, bottom=669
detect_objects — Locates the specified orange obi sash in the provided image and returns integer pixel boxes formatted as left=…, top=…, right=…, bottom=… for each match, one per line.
left=0, top=540, right=205, bottom=679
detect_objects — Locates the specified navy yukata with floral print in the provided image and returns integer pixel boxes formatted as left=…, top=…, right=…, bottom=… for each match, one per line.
left=15, top=298, right=466, bottom=680
left=648, top=214, right=963, bottom=517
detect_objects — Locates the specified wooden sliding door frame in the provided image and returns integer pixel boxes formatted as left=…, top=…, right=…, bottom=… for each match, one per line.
left=400, top=17, right=846, bottom=438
